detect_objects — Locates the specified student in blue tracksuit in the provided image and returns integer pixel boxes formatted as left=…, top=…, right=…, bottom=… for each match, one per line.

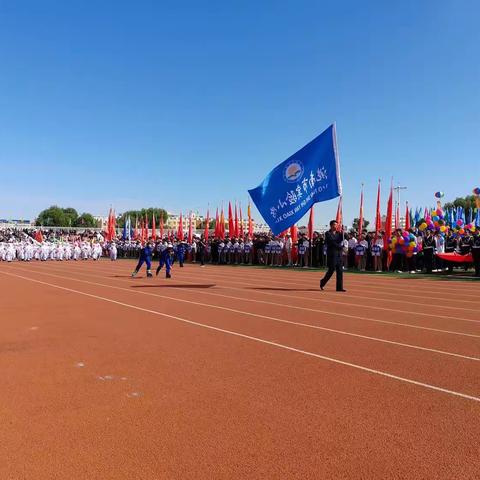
left=132, top=241, right=154, bottom=278
left=176, top=241, right=186, bottom=267
left=156, top=244, right=174, bottom=278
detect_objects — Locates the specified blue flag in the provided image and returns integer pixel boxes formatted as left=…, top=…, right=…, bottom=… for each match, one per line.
left=248, top=124, right=342, bottom=235
left=123, top=216, right=131, bottom=240
left=414, top=208, right=420, bottom=225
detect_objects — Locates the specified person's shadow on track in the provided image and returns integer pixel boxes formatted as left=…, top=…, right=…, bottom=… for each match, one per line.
left=249, top=287, right=320, bottom=292
left=131, top=284, right=216, bottom=289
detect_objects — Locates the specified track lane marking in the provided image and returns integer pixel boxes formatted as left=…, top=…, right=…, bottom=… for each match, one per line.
left=1, top=269, right=479, bottom=403
left=20, top=262, right=480, bottom=340
left=7, top=265, right=480, bottom=362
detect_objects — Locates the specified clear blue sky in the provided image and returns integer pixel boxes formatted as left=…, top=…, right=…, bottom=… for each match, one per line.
left=1, top=0, right=479, bottom=227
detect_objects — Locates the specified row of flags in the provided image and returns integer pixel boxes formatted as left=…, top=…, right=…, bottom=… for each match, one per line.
left=113, top=202, right=256, bottom=243
left=344, top=181, right=480, bottom=240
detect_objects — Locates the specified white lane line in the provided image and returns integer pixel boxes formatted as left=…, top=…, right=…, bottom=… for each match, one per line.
left=9, top=266, right=480, bottom=360
left=227, top=271, right=478, bottom=303
left=23, top=263, right=480, bottom=340
left=169, top=269, right=480, bottom=324
left=89, top=262, right=480, bottom=312
left=205, top=266, right=480, bottom=296
left=181, top=266, right=478, bottom=303
left=1, top=269, right=479, bottom=403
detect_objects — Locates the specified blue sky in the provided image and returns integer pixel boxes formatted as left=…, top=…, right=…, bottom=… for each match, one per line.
left=1, top=0, right=479, bottom=227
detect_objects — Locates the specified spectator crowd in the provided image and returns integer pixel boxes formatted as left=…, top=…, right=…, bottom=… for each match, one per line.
left=1, top=225, right=479, bottom=276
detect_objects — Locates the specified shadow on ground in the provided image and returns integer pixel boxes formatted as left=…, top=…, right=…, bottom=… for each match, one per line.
left=131, top=284, right=216, bottom=289
left=249, top=287, right=320, bottom=292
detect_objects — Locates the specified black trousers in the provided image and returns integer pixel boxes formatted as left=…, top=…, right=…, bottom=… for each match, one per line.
left=472, top=248, right=480, bottom=276
left=321, top=259, right=343, bottom=290
left=424, top=249, right=434, bottom=273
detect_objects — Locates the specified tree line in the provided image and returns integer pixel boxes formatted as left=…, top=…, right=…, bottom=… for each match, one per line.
left=35, top=206, right=98, bottom=228
left=34, top=206, right=170, bottom=228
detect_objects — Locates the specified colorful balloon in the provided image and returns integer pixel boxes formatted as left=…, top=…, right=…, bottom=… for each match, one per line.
left=473, top=187, right=480, bottom=195
left=434, top=191, right=444, bottom=199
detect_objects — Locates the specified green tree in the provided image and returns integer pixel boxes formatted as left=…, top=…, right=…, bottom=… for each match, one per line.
left=75, top=213, right=98, bottom=228
left=118, top=208, right=168, bottom=227
left=352, top=218, right=370, bottom=232
left=63, top=207, right=79, bottom=227
left=35, top=206, right=96, bottom=227
left=453, top=197, right=466, bottom=209
left=36, top=206, right=68, bottom=226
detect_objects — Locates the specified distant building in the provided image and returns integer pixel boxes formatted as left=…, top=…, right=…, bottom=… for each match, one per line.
left=93, top=216, right=109, bottom=229
left=166, top=212, right=205, bottom=230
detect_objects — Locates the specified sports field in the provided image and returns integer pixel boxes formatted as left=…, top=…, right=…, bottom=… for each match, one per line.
left=1, top=261, right=479, bottom=479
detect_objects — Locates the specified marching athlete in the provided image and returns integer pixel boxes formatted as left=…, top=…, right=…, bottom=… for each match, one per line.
left=156, top=244, right=174, bottom=278
left=132, top=241, right=154, bottom=278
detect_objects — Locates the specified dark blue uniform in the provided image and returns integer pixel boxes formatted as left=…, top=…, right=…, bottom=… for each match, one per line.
left=320, top=230, right=345, bottom=291
left=156, top=248, right=174, bottom=278
left=132, top=245, right=154, bottom=277
left=176, top=242, right=186, bottom=267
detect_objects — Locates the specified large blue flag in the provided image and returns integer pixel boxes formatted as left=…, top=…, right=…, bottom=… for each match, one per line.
left=248, top=124, right=342, bottom=235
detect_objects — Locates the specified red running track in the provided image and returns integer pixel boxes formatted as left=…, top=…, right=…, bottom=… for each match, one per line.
left=0, top=260, right=479, bottom=479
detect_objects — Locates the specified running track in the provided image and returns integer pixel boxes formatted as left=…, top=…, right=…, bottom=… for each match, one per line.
left=1, top=260, right=479, bottom=479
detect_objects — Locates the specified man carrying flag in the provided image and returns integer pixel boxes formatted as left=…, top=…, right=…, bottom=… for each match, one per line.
left=320, top=220, right=346, bottom=292
left=248, top=123, right=342, bottom=290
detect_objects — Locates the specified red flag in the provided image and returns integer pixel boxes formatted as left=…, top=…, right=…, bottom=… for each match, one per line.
left=247, top=203, right=253, bottom=240
left=177, top=213, right=183, bottom=240
left=384, top=182, right=394, bottom=268
left=239, top=206, right=244, bottom=238
left=307, top=206, right=314, bottom=240
left=111, top=209, right=116, bottom=240
left=290, top=224, right=298, bottom=263
left=228, top=202, right=234, bottom=237
left=335, top=196, right=343, bottom=231
left=234, top=203, right=239, bottom=238
left=204, top=209, right=210, bottom=241
left=385, top=182, right=393, bottom=245
left=159, top=215, right=164, bottom=238
left=134, top=217, right=139, bottom=240
left=106, top=207, right=116, bottom=241
left=106, top=208, right=112, bottom=241
left=151, top=214, right=156, bottom=240
left=358, top=185, right=364, bottom=236
left=144, top=214, right=149, bottom=239
left=214, top=208, right=219, bottom=239
left=220, top=208, right=225, bottom=240
left=405, top=202, right=411, bottom=230
left=374, top=179, right=381, bottom=241
left=35, top=230, right=43, bottom=243
left=187, top=212, right=193, bottom=244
